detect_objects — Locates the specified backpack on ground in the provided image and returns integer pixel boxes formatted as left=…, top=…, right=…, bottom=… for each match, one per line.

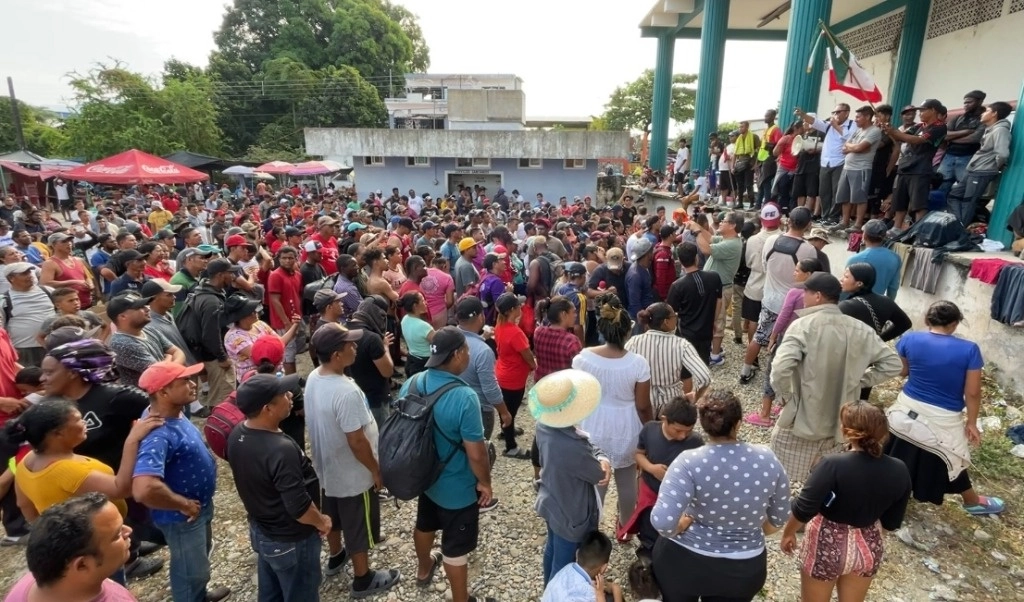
left=377, top=373, right=463, bottom=500
left=204, top=391, right=245, bottom=461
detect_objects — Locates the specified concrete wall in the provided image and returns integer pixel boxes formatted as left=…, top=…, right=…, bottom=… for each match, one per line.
left=350, top=157, right=601, bottom=201
left=305, top=128, right=630, bottom=160
left=448, top=89, right=525, bottom=124
left=448, top=121, right=526, bottom=131
left=822, top=243, right=1024, bottom=397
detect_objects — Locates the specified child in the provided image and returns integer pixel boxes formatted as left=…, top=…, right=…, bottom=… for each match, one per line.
left=14, top=366, right=45, bottom=405
left=36, top=287, right=106, bottom=346
left=628, top=556, right=662, bottom=601
left=619, top=397, right=703, bottom=556
left=542, top=530, right=623, bottom=602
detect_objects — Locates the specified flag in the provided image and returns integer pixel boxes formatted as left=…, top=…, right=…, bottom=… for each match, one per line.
left=824, top=26, right=882, bottom=102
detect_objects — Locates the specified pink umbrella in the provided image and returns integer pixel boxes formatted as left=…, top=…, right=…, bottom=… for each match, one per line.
left=255, top=161, right=296, bottom=174
left=288, top=160, right=347, bottom=176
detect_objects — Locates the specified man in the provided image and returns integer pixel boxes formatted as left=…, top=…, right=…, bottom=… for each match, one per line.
left=625, top=238, right=654, bottom=319
left=223, top=234, right=261, bottom=299
left=652, top=224, right=678, bottom=301
left=832, top=105, right=882, bottom=232
left=108, top=249, right=147, bottom=296
left=588, top=247, right=629, bottom=309
left=174, top=227, right=204, bottom=265
left=440, top=224, right=463, bottom=278
left=182, top=258, right=240, bottom=410
left=299, top=240, right=328, bottom=317
left=757, top=109, right=783, bottom=206
left=170, top=247, right=214, bottom=315
left=693, top=211, right=744, bottom=365
left=741, top=205, right=781, bottom=345
left=312, top=289, right=347, bottom=331
left=306, top=324, right=402, bottom=595
left=455, top=297, right=512, bottom=475
left=268, top=246, right=303, bottom=374
left=302, top=216, right=341, bottom=275
left=868, top=104, right=899, bottom=218
left=40, top=231, right=95, bottom=307
left=389, top=217, right=414, bottom=262
left=555, top=262, right=588, bottom=346
left=454, top=237, right=480, bottom=296
left=8, top=494, right=138, bottom=602
left=939, top=90, right=987, bottom=195
left=803, top=227, right=833, bottom=275
left=147, top=201, right=174, bottom=232
left=210, top=210, right=230, bottom=246
left=133, top=362, right=229, bottom=602
left=229, top=373, right=332, bottom=602
left=333, top=254, right=363, bottom=320
left=946, top=101, right=1012, bottom=226
left=107, top=290, right=185, bottom=388
left=404, top=327, right=494, bottom=602
left=740, top=207, right=817, bottom=384
left=343, top=295, right=395, bottom=423
left=795, top=103, right=855, bottom=225
left=666, top=242, right=722, bottom=384
left=12, top=229, right=43, bottom=266
left=883, top=99, right=948, bottom=234
left=673, top=139, right=690, bottom=191
left=415, top=220, right=438, bottom=249
left=846, top=219, right=901, bottom=299
left=4, top=263, right=55, bottom=367
left=769, top=273, right=902, bottom=480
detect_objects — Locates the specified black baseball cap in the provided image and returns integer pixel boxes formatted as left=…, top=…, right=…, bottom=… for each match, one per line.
left=106, top=291, right=154, bottom=320
left=116, top=249, right=144, bottom=263
left=424, top=326, right=467, bottom=368
left=235, top=373, right=301, bottom=416
left=455, top=297, right=484, bottom=321
left=913, top=99, right=943, bottom=112
left=803, top=272, right=843, bottom=300
left=206, top=258, right=243, bottom=277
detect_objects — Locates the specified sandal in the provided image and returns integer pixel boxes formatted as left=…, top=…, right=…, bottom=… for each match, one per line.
left=416, top=551, right=442, bottom=587
left=502, top=447, right=531, bottom=460
left=964, top=495, right=1005, bottom=516
left=771, top=405, right=783, bottom=417
left=351, top=568, right=401, bottom=599
left=743, top=412, right=773, bottom=428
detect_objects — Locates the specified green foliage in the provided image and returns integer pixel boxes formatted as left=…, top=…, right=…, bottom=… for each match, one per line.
left=601, top=69, right=697, bottom=134
left=0, top=97, right=66, bottom=157
left=717, top=121, right=741, bottom=135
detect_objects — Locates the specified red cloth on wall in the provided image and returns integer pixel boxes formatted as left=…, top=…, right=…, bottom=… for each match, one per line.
left=969, top=258, right=1019, bottom=285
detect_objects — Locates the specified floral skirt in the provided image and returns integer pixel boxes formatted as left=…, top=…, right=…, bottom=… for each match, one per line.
left=799, top=515, right=884, bottom=581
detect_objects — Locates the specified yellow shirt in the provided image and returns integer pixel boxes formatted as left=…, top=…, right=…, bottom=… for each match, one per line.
left=148, top=209, right=174, bottom=231
left=15, top=455, right=128, bottom=517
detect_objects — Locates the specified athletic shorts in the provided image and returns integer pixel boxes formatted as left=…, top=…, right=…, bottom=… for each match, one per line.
left=754, top=307, right=779, bottom=348
left=674, top=171, right=686, bottom=185
left=322, top=489, right=381, bottom=555
left=718, top=171, right=733, bottom=192
left=415, top=494, right=479, bottom=557
left=276, top=328, right=298, bottom=363
left=892, top=173, right=931, bottom=213
left=792, top=171, right=820, bottom=199
left=741, top=296, right=763, bottom=323
left=835, top=169, right=871, bottom=205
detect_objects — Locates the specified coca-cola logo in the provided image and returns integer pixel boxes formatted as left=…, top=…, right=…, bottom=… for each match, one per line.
left=141, top=165, right=182, bottom=175
left=86, top=165, right=133, bottom=174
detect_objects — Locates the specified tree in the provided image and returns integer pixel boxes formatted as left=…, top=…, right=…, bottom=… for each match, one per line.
left=0, top=98, right=67, bottom=157
left=295, top=66, right=388, bottom=128
left=381, top=1, right=430, bottom=72
left=601, top=69, right=697, bottom=134
left=717, top=121, right=741, bottom=135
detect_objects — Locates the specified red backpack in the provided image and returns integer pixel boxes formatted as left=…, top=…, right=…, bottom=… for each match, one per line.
left=203, top=392, right=245, bottom=461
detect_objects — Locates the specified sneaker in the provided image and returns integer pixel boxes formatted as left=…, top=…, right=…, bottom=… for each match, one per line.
left=204, top=586, right=231, bottom=602
left=963, top=495, right=1005, bottom=516
left=479, top=498, right=499, bottom=513
left=502, top=447, right=531, bottom=460
left=739, top=367, right=759, bottom=385
left=325, top=549, right=350, bottom=576
left=125, top=556, right=164, bottom=579
left=845, top=224, right=863, bottom=234
left=377, top=488, right=395, bottom=502
left=886, top=227, right=904, bottom=239
left=0, top=535, right=26, bottom=546
left=709, top=354, right=725, bottom=367
left=138, top=540, right=162, bottom=557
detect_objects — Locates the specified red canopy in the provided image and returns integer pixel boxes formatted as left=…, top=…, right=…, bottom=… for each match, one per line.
left=255, top=160, right=296, bottom=174
left=62, top=149, right=209, bottom=185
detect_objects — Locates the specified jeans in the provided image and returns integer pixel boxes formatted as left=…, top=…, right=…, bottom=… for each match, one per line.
left=946, top=171, right=997, bottom=225
left=542, top=524, right=581, bottom=584
left=938, top=153, right=972, bottom=196
left=157, top=503, right=214, bottom=602
left=819, top=165, right=844, bottom=221
left=249, top=524, right=323, bottom=602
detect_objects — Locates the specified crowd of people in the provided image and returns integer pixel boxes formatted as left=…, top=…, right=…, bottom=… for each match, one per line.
left=0, top=152, right=1005, bottom=602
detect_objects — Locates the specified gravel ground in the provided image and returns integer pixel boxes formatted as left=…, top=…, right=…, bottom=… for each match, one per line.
left=2, top=343, right=1023, bottom=601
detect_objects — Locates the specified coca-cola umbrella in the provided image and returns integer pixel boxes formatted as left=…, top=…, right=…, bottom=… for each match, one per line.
left=288, top=160, right=347, bottom=176
left=62, top=149, right=208, bottom=185
left=254, top=161, right=296, bottom=174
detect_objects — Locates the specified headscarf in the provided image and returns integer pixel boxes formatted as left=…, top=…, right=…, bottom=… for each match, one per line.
left=847, top=263, right=877, bottom=297
left=348, top=296, right=388, bottom=336
left=47, top=340, right=118, bottom=385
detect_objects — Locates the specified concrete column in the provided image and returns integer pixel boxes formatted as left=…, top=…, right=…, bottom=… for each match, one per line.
left=692, top=0, right=730, bottom=173
left=889, top=1, right=930, bottom=112
left=649, top=33, right=676, bottom=174
left=988, top=79, right=1024, bottom=247
left=778, top=0, right=833, bottom=117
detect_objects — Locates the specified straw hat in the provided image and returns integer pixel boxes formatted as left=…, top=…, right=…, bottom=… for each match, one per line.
left=528, top=369, right=602, bottom=428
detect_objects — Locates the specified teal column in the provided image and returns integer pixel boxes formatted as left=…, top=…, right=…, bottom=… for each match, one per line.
left=692, top=0, right=730, bottom=173
left=649, top=33, right=676, bottom=173
left=889, top=1, right=930, bottom=111
left=988, top=80, right=1024, bottom=247
left=778, top=0, right=833, bottom=118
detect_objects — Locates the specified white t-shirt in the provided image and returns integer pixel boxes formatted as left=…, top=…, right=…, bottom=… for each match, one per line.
left=674, top=147, right=690, bottom=172
left=54, top=182, right=70, bottom=201
left=724, top=143, right=736, bottom=171
left=7, top=287, right=56, bottom=348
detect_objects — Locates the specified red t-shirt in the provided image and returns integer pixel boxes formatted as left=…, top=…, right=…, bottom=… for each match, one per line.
left=494, top=322, right=532, bottom=389
left=777, top=135, right=799, bottom=172
left=267, top=267, right=303, bottom=330
left=301, top=233, right=339, bottom=275
left=0, top=330, right=23, bottom=427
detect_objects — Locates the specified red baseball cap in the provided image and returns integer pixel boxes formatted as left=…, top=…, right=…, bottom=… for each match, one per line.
left=138, top=361, right=205, bottom=394
left=225, top=234, right=250, bottom=248
left=250, top=334, right=284, bottom=367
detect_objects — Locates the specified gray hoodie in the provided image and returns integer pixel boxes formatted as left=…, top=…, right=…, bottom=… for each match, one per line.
left=966, top=119, right=1011, bottom=174
left=534, top=424, right=609, bottom=542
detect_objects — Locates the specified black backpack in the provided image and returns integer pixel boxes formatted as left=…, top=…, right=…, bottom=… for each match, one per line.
left=765, top=235, right=805, bottom=265
left=176, top=287, right=222, bottom=350
left=378, top=373, right=463, bottom=501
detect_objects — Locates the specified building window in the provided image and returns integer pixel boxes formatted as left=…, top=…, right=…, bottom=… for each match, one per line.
left=457, top=158, right=490, bottom=168
left=564, top=159, right=586, bottom=169
left=406, top=156, right=430, bottom=167
left=363, top=156, right=384, bottom=167
left=518, top=158, right=542, bottom=169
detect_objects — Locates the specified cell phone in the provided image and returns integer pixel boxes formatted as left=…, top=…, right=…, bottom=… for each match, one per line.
left=908, top=410, right=919, bottom=420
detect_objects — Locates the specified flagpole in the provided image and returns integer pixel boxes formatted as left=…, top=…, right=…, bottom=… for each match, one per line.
left=818, top=20, right=877, bottom=110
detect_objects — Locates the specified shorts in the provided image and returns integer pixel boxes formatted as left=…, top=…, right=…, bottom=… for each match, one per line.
left=869, top=169, right=895, bottom=202
left=322, top=489, right=381, bottom=555
left=792, top=170, right=820, bottom=199
left=799, top=515, right=884, bottom=581
left=276, top=328, right=297, bottom=363
left=892, top=173, right=931, bottom=213
left=680, top=335, right=711, bottom=379
left=674, top=171, right=686, bottom=184
left=835, top=169, right=871, bottom=204
left=415, top=494, right=479, bottom=558
left=753, top=307, right=779, bottom=348
left=718, top=171, right=733, bottom=192
left=741, top=296, right=762, bottom=323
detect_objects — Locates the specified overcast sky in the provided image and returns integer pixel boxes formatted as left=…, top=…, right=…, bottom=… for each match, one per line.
left=3, top=0, right=787, bottom=127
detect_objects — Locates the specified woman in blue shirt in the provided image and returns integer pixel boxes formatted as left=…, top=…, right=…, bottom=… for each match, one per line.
left=884, top=300, right=1004, bottom=515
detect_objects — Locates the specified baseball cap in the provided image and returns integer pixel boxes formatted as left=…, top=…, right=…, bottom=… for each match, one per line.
left=206, top=258, right=243, bottom=277
left=760, top=203, right=782, bottom=229
left=659, top=224, right=679, bottom=240
left=138, top=361, right=205, bottom=395
left=313, top=289, right=347, bottom=312
left=235, top=373, right=301, bottom=415
left=606, top=247, right=625, bottom=268
left=106, top=291, right=155, bottom=320
left=421, top=220, right=437, bottom=231
left=913, top=99, right=943, bottom=112
left=303, top=240, right=323, bottom=253
left=424, top=326, right=467, bottom=368
left=140, top=278, right=182, bottom=297
left=347, top=222, right=367, bottom=233
left=44, top=325, right=102, bottom=350
left=862, top=219, right=889, bottom=239
left=310, top=323, right=363, bottom=358
left=251, top=333, right=285, bottom=366
left=455, top=297, right=484, bottom=321
left=630, top=238, right=654, bottom=261
left=803, top=272, right=843, bottom=300
left=317, top=216, right=339, bottom=227
left=225, top=234, right=251, bottom=249
left=155, top=229, right=176, bottom=240
left=457, top=237, right=476, bottom=252
left=3, top=262, right=37, bottom=280
left=284, top=226, right=301, bottom=237
left=805, top=228, right=831, bottom=243
left=196, top=244, right=220, bottom=255
left=564, top=262, right=587, bottom=277
left=47, top=232, right=73, bottom=246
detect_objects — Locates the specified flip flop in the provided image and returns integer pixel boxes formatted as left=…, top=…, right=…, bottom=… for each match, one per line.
left=351, top=569, right=401, bottom=599
left=416, top=551, right=442, bottom=587
left=743, top=412, right=773, bottom=428
left=964, top=495, right=1005, bottom=516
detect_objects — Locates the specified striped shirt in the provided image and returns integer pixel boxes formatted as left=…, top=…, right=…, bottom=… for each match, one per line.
left=625, top=330, right=711, bottom=414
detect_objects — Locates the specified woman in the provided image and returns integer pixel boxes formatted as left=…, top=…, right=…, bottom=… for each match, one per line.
left=479, top=253, right=510, bottom=326
left=530, top=369, right=609, bottom=584
left=839, top=263, right=912, bottom=343
left=346, top=296, right=396, bottom=426
left=493, top=293, right=535, bottom=459
left=781, top=402, right=912, bottom=602
left=651, top=390, right=790, bottom=602
left=625, top=302, right=710, bottom=416
left=400, top=291, right=434, bottom=377
left=771, top=121, right=802, bottom=211
left=573, top=293, right=652, bottom=535
left=745, top=257, right=821, bottom=427
left=884, top=301, right=1004, bottom=515
left=223, top=295, right=298, bottom=384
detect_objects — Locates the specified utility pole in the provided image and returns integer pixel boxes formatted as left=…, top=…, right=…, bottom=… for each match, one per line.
left=7, top=77, right=26, bottom=150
